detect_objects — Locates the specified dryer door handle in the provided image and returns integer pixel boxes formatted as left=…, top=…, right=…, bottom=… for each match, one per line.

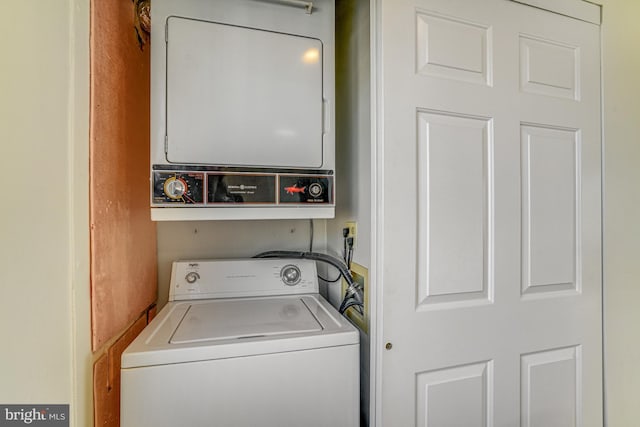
left=254, top=0, right=313, bottom=14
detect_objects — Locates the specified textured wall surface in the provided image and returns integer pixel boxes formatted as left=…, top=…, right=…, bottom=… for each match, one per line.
left=90, top=0, right=157, bottom=351
left=93, top=307, right=155, bottom=427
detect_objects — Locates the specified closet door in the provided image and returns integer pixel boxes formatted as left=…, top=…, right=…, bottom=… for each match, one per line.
left=376, top=0, right=602, bottom=425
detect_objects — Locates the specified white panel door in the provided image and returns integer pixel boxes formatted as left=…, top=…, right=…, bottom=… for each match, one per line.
left=376, top=0, right=602, bottom=425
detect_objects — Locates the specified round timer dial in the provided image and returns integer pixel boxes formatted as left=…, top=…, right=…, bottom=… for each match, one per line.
left=164, top=177, right=187, bottom=199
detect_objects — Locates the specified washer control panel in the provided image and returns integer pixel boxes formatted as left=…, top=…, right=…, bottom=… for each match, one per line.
left=169, top=258, right=319, bottom=301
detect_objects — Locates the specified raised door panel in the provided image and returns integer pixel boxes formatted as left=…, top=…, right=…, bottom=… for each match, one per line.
left=520, top=34, right=580, bottom=100
left=416, top=361, right=493, bottom=427
left=521, top=346, right=581, bottom=427
left=417, top=111, right=493, bottom=309
left=521, top=125, right=580, bottom=297
left=416, top=11, right=492, bottom=85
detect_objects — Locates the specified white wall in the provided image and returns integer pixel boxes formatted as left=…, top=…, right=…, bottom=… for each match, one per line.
left=0, top=1, right=92, bottom=425
left=333, top=0, right=372, bottom=424
left=332, top=0, right=372, bottom=289
left=600, top=1, right=640, bottom=425
left=156, top=220, right=326, bottom=308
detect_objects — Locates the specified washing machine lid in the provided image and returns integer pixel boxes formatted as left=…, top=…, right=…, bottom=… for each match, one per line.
left=170, top=298, right=323, bottom=344
left=122, top=294, right=358, bottom=368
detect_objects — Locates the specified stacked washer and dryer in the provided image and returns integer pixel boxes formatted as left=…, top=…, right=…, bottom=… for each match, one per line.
left=121, top=0, right=360, bottom=425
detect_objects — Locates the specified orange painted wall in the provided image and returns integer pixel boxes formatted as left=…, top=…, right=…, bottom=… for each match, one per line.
left=89, top=0, right=157, bottom=351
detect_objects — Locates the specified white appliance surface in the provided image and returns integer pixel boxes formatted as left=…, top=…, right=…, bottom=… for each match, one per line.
left=121, top=293, right=357, bottom=368
left=121, top=258, right=359, bottom=427
left=166, top=17, right=324, bottom=168
left=170, top=298, right=323, bottom=344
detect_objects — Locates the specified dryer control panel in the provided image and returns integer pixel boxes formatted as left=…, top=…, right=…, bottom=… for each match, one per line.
left=152, top=168, right=333, bottom=209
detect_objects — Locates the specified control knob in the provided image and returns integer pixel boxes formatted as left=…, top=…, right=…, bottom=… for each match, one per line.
left=185, top=271, right=200, bottom=284
left=164, top=177, right=187, bottom=199
left=309, top=183, right=323, bottom=198
left=280, top=265, right=302, bottom=286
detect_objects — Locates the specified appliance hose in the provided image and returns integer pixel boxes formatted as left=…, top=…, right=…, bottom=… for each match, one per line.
left=253, top=250, right=364, bottom=314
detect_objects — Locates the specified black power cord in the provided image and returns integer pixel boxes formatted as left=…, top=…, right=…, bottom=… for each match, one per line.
left=316, top=227, right=351, bottom=283
left=346, top=236, right=354, bottom=269
left=318, top=273, right=342, bottom=283
left=253, top=250, right=363, bottom=315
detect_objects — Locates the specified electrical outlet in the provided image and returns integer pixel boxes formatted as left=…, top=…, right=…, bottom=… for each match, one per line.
left=345, top=221, right=357, bottom=248
left=341, top=262, right=368, bottom=334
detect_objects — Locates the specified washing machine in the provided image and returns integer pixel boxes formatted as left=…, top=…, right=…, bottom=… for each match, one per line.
left=121, top=258, right=359, bottom=427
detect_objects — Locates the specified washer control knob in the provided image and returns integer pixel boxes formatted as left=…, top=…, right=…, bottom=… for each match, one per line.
left=185, top=271, right=200, bottom=284
left=280, top=265, right=302, bottom=286
left=164, top=177, right=187, bottom=199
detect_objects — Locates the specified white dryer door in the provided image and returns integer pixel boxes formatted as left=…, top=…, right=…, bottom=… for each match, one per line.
left=170, top=298, right=322, bottom=344
left=165, top=17, right=324, bottom=168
